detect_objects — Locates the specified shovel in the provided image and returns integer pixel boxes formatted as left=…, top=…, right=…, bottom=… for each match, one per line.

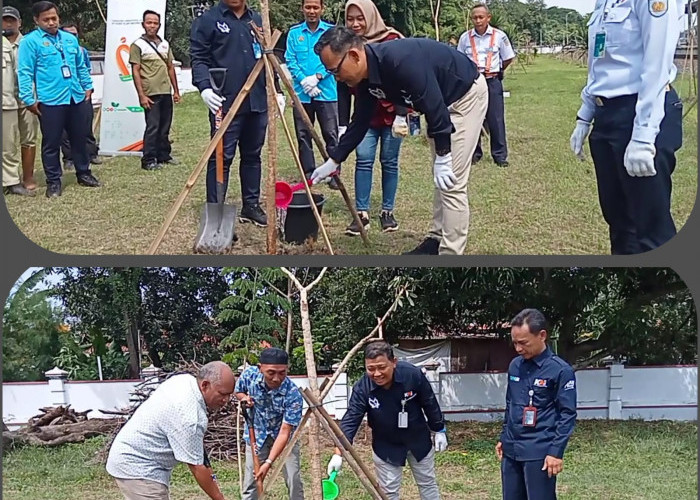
left=242, top=402, right=264, bottom=495
left=193, top=67, right=236, bottom=254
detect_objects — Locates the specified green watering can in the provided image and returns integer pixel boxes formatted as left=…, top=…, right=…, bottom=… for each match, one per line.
left=322, top=471, right=340, bottom=500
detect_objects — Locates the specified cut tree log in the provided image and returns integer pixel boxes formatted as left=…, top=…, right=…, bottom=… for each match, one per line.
left=4, top=418, right=122, bottom=449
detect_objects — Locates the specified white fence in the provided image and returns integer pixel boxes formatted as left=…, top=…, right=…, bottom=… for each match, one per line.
left=3, top=364, right=695, bottom=430
left=2, top=370, right=348, bottom=431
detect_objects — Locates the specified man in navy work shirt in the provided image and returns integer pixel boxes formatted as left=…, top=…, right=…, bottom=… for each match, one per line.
left=570, top=0, right=685, bottom=254
left=327, top=341, right=448, bottom=499
left=285, top=0, right=338, bottom=177
left=235, top=348, right=304, bottom=500
left=190, top=0, right=286, bottom=227
left=311, top=26, right=488, bottom=256
left=497, top=308, right=577, bottom=500
left=17, top=1, right=100, bottom=198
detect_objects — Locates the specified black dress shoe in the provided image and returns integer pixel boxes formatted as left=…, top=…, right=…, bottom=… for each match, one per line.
left=142, top=162, right=162, bottom=171
left=90, top=156, right=103, bottom=165
left=159, top=157, right=179, bottom=165
left=472, top=155, right=482, bottom=164
left=239, top=203, right=268, bottom=227
left=4, top=184, right=35, bottom=196
left=495, top=160, right=509, bottom=168
left=403, top=237, right=440, bottom=255
left=63, top=160, right=75, bottom=172
left=328, top=176, right=341, bottom=190
left=46, top=183, right=62, bottom=198
left=77, top=173, right=101, bottom=187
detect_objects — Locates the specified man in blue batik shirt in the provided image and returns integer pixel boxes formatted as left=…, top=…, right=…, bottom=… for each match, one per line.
left=17, top=1, right=100, bottom=198
left=497, top=308, right=577, bottom=500
left=235, top=347, right=304, bottom=500
left=285, top=0, right=338, bottom=177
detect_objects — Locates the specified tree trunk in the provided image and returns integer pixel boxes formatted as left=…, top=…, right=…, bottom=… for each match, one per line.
left=123, top=308, right=140, bottom=379
left=261, top=0, right=278, bottom=254
left=286, top=277, right=293, bottom=354
left=299, top=287, right=324, bottom=500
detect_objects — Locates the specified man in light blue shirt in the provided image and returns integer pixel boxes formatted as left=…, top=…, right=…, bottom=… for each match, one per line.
left=569, top=0, right=684, bottom=254
left=17, top=1, right=100, bottom=198
left=285, top=0, right=338, bottom=177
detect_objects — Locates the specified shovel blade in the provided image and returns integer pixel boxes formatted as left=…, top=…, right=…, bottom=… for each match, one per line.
left=193, top=203, right=237, bottom=254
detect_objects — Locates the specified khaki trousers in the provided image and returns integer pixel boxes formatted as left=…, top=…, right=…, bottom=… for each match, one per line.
left=427, top=74, right=489, bottom=255
left=114, top=478, right=171, bottom=500
left=18, top=106, right=38, bottom=147
left=2, top=109, right=20, bottom=186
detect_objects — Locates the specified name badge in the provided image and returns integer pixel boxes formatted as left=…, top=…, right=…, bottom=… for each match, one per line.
left=593, top=31, right=606, bottom=58
left=522, top=406, right=537, bottom=426
left=61, top=65, right=71, bottom=78
left=398, top=411, right=408, bottom=428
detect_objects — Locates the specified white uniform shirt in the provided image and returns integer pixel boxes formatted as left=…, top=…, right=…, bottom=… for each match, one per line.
left=106, top=374, right=208, bottom=486
left=457, top=26, right=516, bottom=73
left=578, top=0, right=684, bottom=143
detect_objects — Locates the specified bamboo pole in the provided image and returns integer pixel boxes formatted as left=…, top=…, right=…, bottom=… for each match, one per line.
left=260, top=0, right=277, bottom=254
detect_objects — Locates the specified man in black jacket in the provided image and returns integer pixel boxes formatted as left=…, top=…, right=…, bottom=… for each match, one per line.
left=311, top=26, right=488, bottom=255
left=327, top=341, right=447, bottom=499
left=190, top=0, right=286, bottom=227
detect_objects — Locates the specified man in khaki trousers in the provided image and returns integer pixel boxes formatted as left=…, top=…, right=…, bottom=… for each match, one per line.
left=311, top=26, right=488, bottom=255
left=2, top=34, right=33, bottom=196
left=3, top=6, right=38, bottom=192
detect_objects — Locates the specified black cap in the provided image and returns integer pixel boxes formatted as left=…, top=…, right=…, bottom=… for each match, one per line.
left=259, top=347, right=289, bottom=365
left=2, top=6, right=20, bottom=20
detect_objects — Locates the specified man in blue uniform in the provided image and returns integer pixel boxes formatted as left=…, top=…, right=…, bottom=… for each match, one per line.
left=327, top=341, right=448, bottom=499
left=285, top=0, right=338, bottom=176
left=570, top=0, right=685, bottom=254
left=311, top=26, right=488, bottom=255
left=497, top=308, right=577, bottom=500
left=17, top=1, right=100, bottom=198
left=190, top=0, right=286, bottom=227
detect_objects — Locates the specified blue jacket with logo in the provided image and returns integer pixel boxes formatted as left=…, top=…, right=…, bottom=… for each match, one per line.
left=285, top=20, right=337, bottom=103
left=500, top=347, right=577, bottom=461
left=340, top=360, right=445, bottom=466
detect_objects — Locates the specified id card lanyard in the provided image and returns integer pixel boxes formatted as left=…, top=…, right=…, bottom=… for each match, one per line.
left=250, top=30, right=262, bottom=59
left=595, top=0, right=624, bottom=58
left=49, top=32, right=71, bottom=78
left=522, top=389, right=537, bottom=427
left=398, top=398, right=409, bottom=428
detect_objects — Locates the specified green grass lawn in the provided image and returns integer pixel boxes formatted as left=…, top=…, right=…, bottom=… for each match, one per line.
left=4, top=56, right=697, bottom=254
left=1, top=420, right=696, bottom=499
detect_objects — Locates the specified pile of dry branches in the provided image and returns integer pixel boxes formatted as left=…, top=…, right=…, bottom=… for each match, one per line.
left=3, top=405, right=123, bottom=449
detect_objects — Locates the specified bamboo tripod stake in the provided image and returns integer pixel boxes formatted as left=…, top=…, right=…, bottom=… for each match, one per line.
left=260, top=0, right=277, bottom=254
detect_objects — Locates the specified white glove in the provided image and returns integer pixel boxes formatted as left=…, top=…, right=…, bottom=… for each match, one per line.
left=327, top=454, right=343, bottom=476
left=434, top=430, right=448, bottom=453
left=201, top=88, right=225, bottom=114
left=338, top=125, right=347, bottom=138
left=569, top=119, right=592, bottom=160
left=301, top=74, right=320, bottom=94
left=391, top=115, right=409, bottom=138
left=276, top=93, right=286, bottom=115
left=624, top=140, right=657, bottom=177
left=310, top=158, right=339, bottom=185
left=308, top=86, right=322, bottom=98
left=433, top=153, right=457, bottom=191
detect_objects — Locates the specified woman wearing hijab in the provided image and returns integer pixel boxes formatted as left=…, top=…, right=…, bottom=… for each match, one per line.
left=339, top=0, right=408, bottom=236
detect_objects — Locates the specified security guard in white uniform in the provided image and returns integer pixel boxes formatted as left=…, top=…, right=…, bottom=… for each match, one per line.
left=570, top=0, right=685, bottom=255
left=458, top=3, right=516, bottom=167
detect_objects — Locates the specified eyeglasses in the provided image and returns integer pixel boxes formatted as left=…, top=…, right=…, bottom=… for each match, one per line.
left=327, top=51, right=349, bottom=76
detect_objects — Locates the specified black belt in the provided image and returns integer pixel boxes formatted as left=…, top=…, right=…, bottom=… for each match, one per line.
left=594, top=85, right=672, bottom=107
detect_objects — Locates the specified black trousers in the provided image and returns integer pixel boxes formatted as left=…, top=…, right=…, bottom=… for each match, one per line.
left=474, top=76, right=508, bottom=163
left=206, top=110, right=267, bottom=205
left=142, top=94, right=173, bottom=166
left=61, top=100, right=98, bottom=162
left=501, top=456, right=557, bottom=500
left=589, top=88, right=682, bottom=254
left=38, top=99, right=93, bottom=185
left=292, top=100, right=339, bottom=175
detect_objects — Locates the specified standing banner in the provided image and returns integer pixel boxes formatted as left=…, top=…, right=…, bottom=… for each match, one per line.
left=100, top=0, right=167, bottom=156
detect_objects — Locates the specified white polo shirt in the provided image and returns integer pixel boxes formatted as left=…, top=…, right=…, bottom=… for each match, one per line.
left=106, top=374, right=209, bottom=486
left=457, top=26, right=516, bottom=73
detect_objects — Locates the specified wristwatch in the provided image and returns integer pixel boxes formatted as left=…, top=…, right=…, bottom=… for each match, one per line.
left=315, top=72, right=323, bottom=81
left=264, top=458, right=273, bottom=466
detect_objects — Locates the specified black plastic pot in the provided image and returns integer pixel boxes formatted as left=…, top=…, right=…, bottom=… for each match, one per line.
left=284, top=191, right=326, bottom=244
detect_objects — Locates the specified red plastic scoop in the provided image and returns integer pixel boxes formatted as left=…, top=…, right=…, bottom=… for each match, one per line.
left=275, top=180, right=308, bottom=209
